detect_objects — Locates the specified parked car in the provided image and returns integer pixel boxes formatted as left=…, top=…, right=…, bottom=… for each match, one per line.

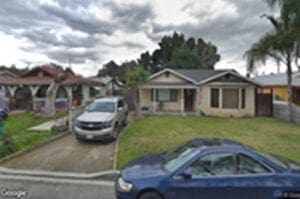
left=75, top=97, right=128, bottom=141
left=116, top=138, right=300, bottom=199
left=0, top=107, right=8, bottom=120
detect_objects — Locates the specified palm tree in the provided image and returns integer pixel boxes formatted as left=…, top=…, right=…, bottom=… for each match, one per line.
left=245, top=0, right=300, bottom=122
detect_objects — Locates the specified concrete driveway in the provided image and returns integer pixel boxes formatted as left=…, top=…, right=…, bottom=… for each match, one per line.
left=0, top=134, right=115, bottom=173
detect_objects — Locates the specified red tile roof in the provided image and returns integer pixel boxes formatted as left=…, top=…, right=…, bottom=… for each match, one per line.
left=20, top=66, right=62, bottom=77
left=0, top=75, right=104, bottom=85
left=0, top=65, right=104, bottom=86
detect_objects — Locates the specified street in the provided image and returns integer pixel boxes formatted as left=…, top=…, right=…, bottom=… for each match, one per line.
left=0, top=174, right=116, bottom=199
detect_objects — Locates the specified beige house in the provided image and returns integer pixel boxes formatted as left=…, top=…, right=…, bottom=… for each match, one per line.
left=139, top=68, right=258, bottom=117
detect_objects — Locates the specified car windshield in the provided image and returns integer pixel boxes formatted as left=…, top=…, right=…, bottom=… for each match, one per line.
left=163, top=143, right=200, bottom=173
left=87, top=102, right=115, bottom=113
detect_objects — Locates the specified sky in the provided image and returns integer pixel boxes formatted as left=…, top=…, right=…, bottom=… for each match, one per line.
left=0, top=0, right=285, bottom=77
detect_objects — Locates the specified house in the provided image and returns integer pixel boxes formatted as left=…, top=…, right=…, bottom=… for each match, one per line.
left=0, top=66, right=104, bottom=110
left=253, top=72, right=300, bottom=104
left=0, top=70, right=17, bottom=78
left=138, top=68, right=258, bottom=117
left=90, top=76, right=124, bottom=96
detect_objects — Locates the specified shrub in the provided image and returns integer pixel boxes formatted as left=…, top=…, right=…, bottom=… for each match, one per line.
left=0, top=134, right=17, bottom=159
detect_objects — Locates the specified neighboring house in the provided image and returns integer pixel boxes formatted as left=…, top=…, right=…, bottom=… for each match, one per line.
left=0, top=70, right=17, bottom=78
left=253, top=72, right=300, bottom=104
left=139, top=68, right=258, bottom=117
left=91, top=76, right=124, bottom=95
left=0, top=66, right=104, bottom=111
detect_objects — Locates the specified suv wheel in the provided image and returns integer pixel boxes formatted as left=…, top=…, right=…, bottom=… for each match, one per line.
left=138, top=191, right=163, bottom=199
left=111, top=124, right=120, bottom=140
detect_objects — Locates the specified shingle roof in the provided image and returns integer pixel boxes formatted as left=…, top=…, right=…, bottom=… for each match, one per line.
left=172, top=69, right=229, bottom=83
left=253, top=72, right=300, bottom=86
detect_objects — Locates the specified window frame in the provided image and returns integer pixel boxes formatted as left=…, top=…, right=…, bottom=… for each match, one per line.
left=236, top=153, right=273, bottom=175
left=222, top=88, right=239, bottom=109
left=210, top=88, right=220, bottom=108
left=184, top=152, right=237, bottom=179
left=151, top=89, right=178, bottom=102
left=179, top=152, right=275, bottom=179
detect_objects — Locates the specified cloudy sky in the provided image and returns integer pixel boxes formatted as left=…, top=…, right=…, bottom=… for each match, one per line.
left=0, top=0, right=282, bottom=76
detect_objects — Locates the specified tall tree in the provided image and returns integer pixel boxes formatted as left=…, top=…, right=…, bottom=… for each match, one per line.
left=126, top=67, right=150, bottom=116
left=245, top=0, right=300, bottom=122
left=138, top=32, right=220, bottom=73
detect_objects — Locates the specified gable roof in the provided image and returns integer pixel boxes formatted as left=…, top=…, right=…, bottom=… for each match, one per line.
left=149, top=68, right=258, bottom=86
left=172, top=69, right=229, bottom=83
left=20, top=66, right=63, bottom=77
left=253, top=72, right=300, bottom=86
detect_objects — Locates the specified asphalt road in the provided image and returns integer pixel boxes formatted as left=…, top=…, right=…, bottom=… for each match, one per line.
left=0, top=174, right=116, bottom=199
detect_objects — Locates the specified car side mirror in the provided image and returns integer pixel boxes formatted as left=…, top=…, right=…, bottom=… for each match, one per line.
left=181, top=170, right=192, bottom=180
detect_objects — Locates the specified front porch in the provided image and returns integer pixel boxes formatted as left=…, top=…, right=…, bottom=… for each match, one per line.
left=139, top=84, right=200, bottom=116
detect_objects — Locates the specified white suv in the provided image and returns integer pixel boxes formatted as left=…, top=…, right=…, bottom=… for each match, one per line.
left=75, top=97, right=128, bottom=141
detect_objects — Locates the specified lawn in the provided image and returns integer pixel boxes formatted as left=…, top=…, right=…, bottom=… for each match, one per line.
left=117, top=116, right=300, bottom=169
left=0, top=112, right=66, bottom=158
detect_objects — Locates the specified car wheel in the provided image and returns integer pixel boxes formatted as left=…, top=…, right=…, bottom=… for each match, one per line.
left=138, top=191, right=163, bottom=199
left=111, top=124, right=120, bottom=141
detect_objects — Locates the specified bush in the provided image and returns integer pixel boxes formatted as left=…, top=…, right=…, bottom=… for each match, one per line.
left=0, top=134, right=17, bottom=159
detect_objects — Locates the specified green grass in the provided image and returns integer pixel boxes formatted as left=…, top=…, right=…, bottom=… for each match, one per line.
left=117, top=116, right=300, bottom=169
left=1, top=112, right=66, bottom=153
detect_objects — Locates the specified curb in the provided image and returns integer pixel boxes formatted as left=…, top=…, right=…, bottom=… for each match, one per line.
left=113, top=113, right=135, bottom=170
left=0, top=166, right=120, bottom=181
left=0, top=132, right=70, bottom=165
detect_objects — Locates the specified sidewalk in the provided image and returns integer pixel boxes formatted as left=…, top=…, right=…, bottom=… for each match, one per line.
left=28, top=116, right=67, bottom=131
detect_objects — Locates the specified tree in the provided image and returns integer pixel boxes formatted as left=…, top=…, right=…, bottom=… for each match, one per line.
left=245, top=0, right=300, bottom=122
left=126, top=67, right=150, bottom=116
left=167, top=47, right=205, bottom=69
left=138, top=32, right=220, bottom=72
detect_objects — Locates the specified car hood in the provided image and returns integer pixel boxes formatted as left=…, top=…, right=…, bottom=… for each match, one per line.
left=121, top=154, right=167, bottom=180
left=77, top=112, right=115, bottom=122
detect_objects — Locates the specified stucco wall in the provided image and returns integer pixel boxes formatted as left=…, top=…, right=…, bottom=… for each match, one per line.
left=140, top=89, right=183, bottom=112
left=200, top=84, right=256, bottom=117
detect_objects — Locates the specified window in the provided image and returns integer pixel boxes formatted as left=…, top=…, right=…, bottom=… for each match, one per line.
left=187, top=153, right=236, bottom=178
left=163, top=143, right=200, bottom=173
left=223, top=89, right=239, bottom=109
left=241, top=89, right=246, bottom=109
left=211, top=89, right=219, bottom=108
left=151, top=89, right=178, bottom=102
left=237, top=154, right=271, bottom=175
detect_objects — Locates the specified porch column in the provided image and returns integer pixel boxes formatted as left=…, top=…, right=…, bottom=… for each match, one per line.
left=65, top=86, right=73, bottom=109
left=181, top=88, right=184, bottom=114
left=29, top=85, right=40, bottom=111
left=153, top=88, right=156, bottom=113
left=7, top=85, right=17, bottom=97
left=219, top=88, right=223, bottom=109
left=81, top=84, right=90, bottom=106
left=196, top=87, right=201, bottom=116
left=238, top=88, right=242, bottom=109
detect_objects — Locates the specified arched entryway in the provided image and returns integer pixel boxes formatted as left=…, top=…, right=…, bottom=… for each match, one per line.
left=56, top=86, right=68, bottom=109
left=14, top=86, right=32, bottom=110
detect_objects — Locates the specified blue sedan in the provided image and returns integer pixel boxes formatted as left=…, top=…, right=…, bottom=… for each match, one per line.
left=116, top=138, right=300, bottom=199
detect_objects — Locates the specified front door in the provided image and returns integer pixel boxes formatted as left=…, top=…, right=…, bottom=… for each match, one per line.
left=184, top=89, right=195, bottom=112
